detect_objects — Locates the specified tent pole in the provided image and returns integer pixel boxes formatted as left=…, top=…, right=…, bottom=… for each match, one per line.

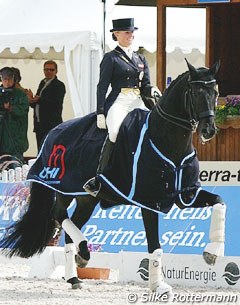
left=102, top=0, right=106, bottom=54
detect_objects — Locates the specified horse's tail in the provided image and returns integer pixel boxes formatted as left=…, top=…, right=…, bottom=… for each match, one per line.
left=0, top=182, right=55, bottom=258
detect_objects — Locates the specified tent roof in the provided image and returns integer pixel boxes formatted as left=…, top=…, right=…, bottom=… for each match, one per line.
left=116, top=0, right=156, bottom=6
left=0, top=31, right=100, bottom=54
left=0, top=0, right=103, bottom=56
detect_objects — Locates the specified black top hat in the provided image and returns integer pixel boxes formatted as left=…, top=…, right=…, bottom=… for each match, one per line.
left=110, top=18, right=138, bottom=32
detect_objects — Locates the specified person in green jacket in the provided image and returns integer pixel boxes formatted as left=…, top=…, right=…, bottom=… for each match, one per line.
left=0, top=67, right=29, bottom=163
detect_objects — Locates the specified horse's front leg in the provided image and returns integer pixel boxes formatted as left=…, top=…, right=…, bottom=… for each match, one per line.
left=179, top=189, right=226, bottom=265
left=141, top=208, right=172, bottom=295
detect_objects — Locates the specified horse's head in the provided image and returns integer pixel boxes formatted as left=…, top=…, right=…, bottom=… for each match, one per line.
left=186, top=59, right=220, bottom=143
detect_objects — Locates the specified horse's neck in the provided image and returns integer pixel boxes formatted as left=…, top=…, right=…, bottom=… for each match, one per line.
left=148, top=109, right=193, bottom=166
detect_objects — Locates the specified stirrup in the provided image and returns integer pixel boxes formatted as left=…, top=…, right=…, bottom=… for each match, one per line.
left=83, top=177, right=101, bottom=197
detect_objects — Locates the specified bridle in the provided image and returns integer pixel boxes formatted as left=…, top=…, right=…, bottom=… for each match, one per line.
left=155, top=79, right=217, bottom=132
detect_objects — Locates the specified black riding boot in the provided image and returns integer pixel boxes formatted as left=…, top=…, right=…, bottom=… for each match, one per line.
left=83, top=137, right=114, bottom=197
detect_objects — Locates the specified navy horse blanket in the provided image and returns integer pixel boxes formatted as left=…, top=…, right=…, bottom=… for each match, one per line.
left=27, top=110, right=202, bottom=213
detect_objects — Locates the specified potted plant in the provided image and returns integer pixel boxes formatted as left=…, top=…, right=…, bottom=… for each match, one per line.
left=216, top=95, right=240, bottom=127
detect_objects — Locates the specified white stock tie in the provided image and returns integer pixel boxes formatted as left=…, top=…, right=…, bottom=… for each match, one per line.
left=127, top=48, right=132, bottom=59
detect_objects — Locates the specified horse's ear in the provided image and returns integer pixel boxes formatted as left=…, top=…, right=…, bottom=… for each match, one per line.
left=185, top=58, right=198, bottom=80
left=209, top=60, right=220, bottom=77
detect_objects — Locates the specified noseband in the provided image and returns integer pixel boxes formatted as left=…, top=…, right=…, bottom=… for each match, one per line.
left=156, top=79, right=217, bottom=132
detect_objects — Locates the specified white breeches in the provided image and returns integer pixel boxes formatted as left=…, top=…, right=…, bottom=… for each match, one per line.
left=106, top=92, right=148, bottom=143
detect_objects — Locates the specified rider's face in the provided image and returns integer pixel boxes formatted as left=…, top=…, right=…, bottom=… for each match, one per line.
left=114, top=31, right=135, bottom=47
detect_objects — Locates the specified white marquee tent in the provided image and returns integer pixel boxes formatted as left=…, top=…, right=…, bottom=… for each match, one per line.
left=0, top=0, right=104, bottom=118
left=0, top=0, right=106, bottom=156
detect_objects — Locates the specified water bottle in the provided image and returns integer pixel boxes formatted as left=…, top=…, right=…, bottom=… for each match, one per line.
left=167, top=76, right=172, bottom=87
left=15, top=167, right=22, bottom=182
left=22, top=164, right=29, bottom=180
left=2, top=170, right=8, bottom=182
left=8, top=169, right=15, bottom=182
left=28, top=159, right=36, bottom=168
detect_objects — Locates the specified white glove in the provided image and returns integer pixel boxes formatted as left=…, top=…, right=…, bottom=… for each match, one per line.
left=151, top=86, right=162, bottom=97
left=97, top=114, right=107, bottom=129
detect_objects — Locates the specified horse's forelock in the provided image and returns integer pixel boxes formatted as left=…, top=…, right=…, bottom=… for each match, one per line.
left=192, top=67, right=216, bottom=82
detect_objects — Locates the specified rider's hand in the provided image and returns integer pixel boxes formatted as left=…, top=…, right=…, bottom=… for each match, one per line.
left=151, top=86, right=162, bottom=97
left=97, top=114, right=107, bottom=129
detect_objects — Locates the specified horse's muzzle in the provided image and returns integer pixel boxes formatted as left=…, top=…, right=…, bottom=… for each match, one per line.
left=198, top=119, right=217, bottom=143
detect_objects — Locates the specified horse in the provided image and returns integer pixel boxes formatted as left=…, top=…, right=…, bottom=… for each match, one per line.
left=0, top=60, right=226, bottom=294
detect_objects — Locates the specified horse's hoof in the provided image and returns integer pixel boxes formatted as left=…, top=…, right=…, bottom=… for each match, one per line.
left=152, top=282, right=172, bottom=297
left=203, top=251, right=217, bottom=265
left=75, top=255, right=89, bottom=268
left=72, top=282, right=82, bottom=289
left=75, top=240, right=90, bottom=268
left=67, top=277, right=82, bottom=289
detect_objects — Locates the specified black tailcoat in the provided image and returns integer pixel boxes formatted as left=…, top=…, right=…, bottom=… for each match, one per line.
left=32, top=77, right=66, bottom=134
left=97, top=46, right=151, bottom=115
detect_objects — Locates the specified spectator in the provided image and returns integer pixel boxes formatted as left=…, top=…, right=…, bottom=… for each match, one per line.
left=11, top=67, right=28, bottom=93
left=0, top=67, right=29, bottom=163
left=28, top=60, right=66, bottom=151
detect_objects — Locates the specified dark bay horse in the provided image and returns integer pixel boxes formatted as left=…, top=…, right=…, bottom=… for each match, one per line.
left=0, top=60, right=226, bottom=294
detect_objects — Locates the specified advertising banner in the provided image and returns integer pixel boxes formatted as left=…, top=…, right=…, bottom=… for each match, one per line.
left=0, top=162, right=240, bottom=256
left=78, top=185, right=239, bottom=255
left=78, top=161, right=240, bottom=255
left=0, top=182, right=29, bottom=240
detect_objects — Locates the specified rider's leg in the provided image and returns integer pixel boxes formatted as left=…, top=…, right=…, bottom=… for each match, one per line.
left=83, top=100, right=125, bottom=196
left=84, top=92, right=146, bottom=197
left=83, top=137, right=115, bottom=196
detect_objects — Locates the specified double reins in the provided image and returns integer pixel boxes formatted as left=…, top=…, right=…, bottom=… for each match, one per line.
left=155, top=79, right=217, bottom=132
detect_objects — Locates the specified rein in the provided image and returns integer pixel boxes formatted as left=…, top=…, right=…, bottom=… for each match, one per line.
left=155, top=79, right=216, bottom=132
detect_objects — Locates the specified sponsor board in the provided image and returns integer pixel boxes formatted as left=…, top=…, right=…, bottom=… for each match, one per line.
left=0, top=182, right=29, bottom=241
left=0, top=162, right=240, bottom=256
left=89, top=252, right=240, bottom=289
left=9, top=247, right=240, bottom=290
left=119, top=252, right=240, bottom=289
left=199, top=161, right=240, bottom=186
left=68, top=182, right=240, bottom=256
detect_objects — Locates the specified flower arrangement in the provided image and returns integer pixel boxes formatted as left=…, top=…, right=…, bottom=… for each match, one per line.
left=216, top=95, right=240, bottom=124
left=87, top=243, right=102, bottom=252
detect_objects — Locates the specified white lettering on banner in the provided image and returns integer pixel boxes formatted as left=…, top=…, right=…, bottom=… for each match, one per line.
left=199, top=161, right=240, bottom=186
left=92, top=205, right=142, bottom=220
left=164, top=205, right=211, bottom=220
left=83, top=224, right=206, bottom=249
left=161, top=226, right=205, bottom=247
left=83, top=225, right=147, bottom=246
left=87, top=205, right=211, bottom=250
